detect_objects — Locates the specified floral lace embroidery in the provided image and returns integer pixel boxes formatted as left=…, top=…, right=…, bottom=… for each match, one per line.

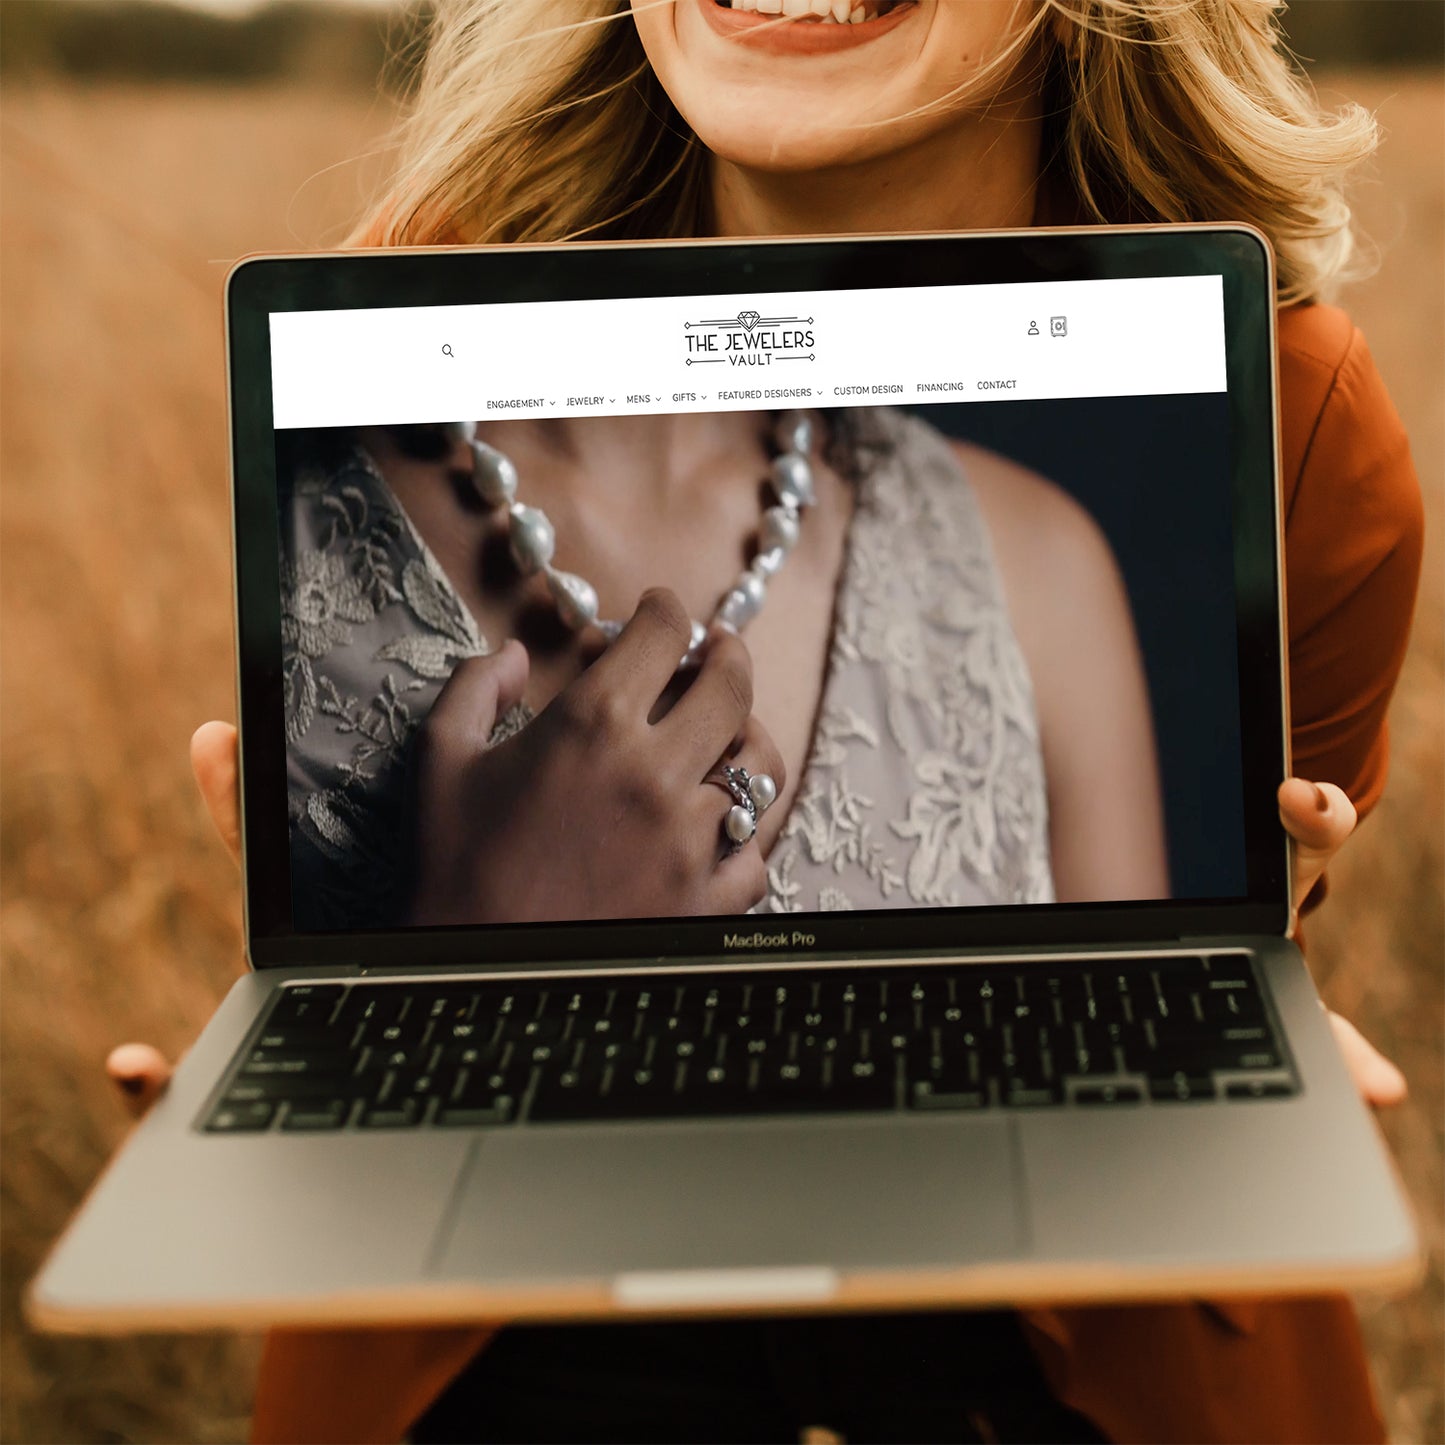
left=761, top=411, right=1054, bottom=912
left=281, top=447, right=486, bottom=928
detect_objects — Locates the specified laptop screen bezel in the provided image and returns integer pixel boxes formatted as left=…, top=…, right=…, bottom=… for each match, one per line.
left=226, top=226, right=1289, bottom=970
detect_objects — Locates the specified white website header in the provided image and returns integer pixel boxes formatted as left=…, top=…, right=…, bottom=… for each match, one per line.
left=268, top=274, right=1225, bottom=429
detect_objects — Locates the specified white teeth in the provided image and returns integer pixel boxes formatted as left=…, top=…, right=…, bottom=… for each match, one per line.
left=722, top=0, right=889, bottom=19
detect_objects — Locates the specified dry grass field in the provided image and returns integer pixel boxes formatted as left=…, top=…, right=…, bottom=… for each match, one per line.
left=1, top=75, right=1441, bottom=1445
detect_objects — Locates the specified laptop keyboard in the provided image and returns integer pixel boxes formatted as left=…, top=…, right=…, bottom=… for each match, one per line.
left=202, top=954, right=1296, bottom=1133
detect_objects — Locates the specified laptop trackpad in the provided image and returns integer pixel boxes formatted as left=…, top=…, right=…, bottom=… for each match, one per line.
left=433, top=1118, right=1024, bottom=1288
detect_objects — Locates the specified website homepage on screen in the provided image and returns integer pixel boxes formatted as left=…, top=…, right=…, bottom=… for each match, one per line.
left=268, top=276, right=1244, bottom=935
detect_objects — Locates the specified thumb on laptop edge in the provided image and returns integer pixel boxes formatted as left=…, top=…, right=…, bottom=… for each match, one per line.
left=1277, top=776, right=1355, bottom=910
left=191, top=721, right=241, bottom=867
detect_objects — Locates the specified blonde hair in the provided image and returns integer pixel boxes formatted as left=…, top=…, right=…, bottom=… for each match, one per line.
left=356, top=0, right=1378, bottom=305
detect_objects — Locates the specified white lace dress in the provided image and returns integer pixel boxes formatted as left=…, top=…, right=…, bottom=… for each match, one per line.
left=280, top=410, right=1054, bottom=930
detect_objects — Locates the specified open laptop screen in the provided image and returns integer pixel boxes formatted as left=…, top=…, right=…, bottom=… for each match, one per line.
left=230, top=232, right=1286, bottom=965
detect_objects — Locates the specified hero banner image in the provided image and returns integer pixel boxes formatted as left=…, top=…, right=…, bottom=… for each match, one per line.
left=274, top=395, right=1242, bottom=934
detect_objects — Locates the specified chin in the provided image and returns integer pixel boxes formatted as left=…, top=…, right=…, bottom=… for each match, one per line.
left=692, top=109, right=914, bottom=175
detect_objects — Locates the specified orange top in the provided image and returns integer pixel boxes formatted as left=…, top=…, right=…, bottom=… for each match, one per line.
left=1278, top=306, right=1422, bottom=816
left=249, top=301, right=1424, bottom=1445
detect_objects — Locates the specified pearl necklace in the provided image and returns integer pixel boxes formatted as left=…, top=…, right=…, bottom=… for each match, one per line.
left=448, top=412, right=819, bottom=668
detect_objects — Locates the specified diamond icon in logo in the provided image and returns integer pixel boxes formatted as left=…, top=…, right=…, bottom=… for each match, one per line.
left=737, top=310, right=761, bottom=331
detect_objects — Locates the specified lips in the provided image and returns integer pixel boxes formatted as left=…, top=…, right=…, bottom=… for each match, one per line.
left=701, top=0, right=916, bottom=51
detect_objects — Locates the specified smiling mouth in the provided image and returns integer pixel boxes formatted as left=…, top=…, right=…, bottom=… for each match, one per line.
left=715, top=0, right=907, bottom=22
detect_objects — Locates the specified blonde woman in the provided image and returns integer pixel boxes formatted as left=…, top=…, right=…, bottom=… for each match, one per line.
left=109, top=2, right=1422, bottom=1440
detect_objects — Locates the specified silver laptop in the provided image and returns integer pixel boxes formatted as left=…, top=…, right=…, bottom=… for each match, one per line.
left=31, top=227, right=1420, bottom=1333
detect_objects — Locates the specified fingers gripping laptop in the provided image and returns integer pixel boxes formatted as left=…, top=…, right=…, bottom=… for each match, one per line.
left=31, top=228, right=1419, bottom=1331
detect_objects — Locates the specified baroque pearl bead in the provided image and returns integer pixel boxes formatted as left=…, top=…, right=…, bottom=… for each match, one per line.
left=752, top=547, right=784, bottom=579
left=716, top=587, right=753, bottom=631
left=770, top=452, right=815, bottom=509
left=760, top=505, right=800, bottom=554
left=546, top=568, right=598, bottom=629
left=748, top=772, right=778, bottom=812
left=508, top=504, right=555, bottom=575
left=717, top=574, right=764, bottom=631
left=775, top=410, right=814, bottom=456
left=725, top=804, right=757, bottom=845
left=446, top=420, right=478, bottom=445
left=677, top=621, right=709, bottom=671
left=471, top=441, right=519, bottom=507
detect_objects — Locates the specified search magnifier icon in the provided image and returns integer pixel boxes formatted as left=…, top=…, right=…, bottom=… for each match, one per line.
left=441, top=344, right=454, bottom=358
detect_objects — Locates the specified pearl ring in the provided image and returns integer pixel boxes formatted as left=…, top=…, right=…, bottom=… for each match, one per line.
left=707, top=765, right=778, bottom=853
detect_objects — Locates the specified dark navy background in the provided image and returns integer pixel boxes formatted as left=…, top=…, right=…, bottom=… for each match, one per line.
left=913, top=393, right=1246, bottom=901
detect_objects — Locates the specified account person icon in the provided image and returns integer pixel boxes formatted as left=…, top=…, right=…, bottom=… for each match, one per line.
left=1027, top=319, right=1039, bottom=336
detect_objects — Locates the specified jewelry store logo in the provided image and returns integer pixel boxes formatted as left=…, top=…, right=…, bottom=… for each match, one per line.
left=684, top=308, right=816, bottom=367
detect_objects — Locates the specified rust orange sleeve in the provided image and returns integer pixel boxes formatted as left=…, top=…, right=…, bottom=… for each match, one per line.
left=1277, top=304, right=1425, bottom=824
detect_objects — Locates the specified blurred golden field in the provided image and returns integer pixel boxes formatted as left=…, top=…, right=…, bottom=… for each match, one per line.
left=1, top=74, right=1441, bottom=1445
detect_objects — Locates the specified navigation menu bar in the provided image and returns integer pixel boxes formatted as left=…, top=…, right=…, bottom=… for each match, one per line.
left=269, top=274, right=1226, bottom=429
